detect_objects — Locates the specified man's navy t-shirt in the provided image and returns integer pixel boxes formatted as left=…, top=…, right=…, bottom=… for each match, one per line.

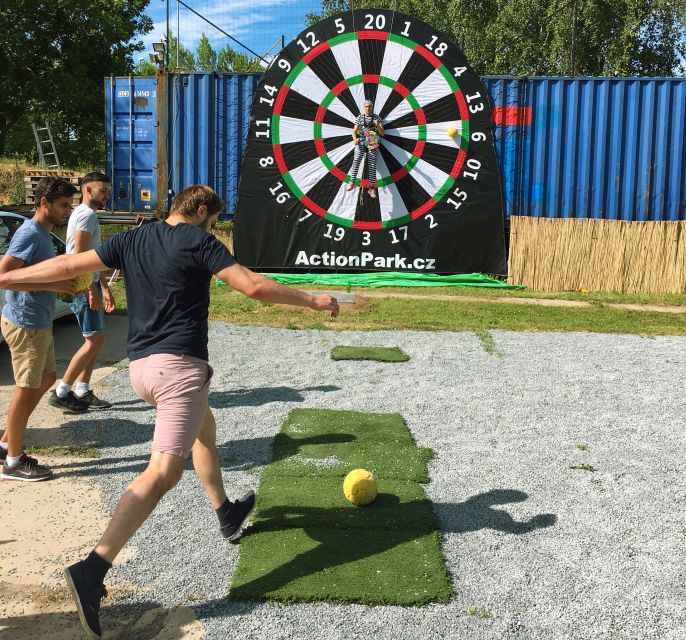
left=96, top=221, right=236, bottom=362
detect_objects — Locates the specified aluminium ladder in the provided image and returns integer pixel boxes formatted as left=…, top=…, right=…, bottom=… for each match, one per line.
left=31, top=121, right=61, bottom=169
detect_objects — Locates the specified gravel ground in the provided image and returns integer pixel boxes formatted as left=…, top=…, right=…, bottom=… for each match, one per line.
left=74, top=324, right=685, bottom=639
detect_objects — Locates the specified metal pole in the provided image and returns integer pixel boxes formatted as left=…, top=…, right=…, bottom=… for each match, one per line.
left=177, top=0, right=180, bottom=69
left=166, top=0, right=170, bottom=69
left=570, top=0, right=578, bottom=76
left=109, top=75, right=115, bottom=214
left=128, top=74, right=133, bottom=216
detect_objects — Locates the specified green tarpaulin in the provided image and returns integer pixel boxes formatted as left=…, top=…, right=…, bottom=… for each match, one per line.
left=263, top=271, right=523, bottom=289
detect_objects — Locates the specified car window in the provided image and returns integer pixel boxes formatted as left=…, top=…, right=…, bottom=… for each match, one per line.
left=0, top=219, right=9, bottom=256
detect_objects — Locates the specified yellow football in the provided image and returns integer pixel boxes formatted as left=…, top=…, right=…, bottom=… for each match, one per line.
left=74, top=272, right=94, bottom=293
left=446, top=126, right=458, bottom=137
left=343, top=469, right=378, bottom=506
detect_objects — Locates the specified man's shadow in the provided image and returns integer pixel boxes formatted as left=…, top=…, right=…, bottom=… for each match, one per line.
left=230, top=489, right=556, bottom=601
left=209, top=385, right=340, bottom=408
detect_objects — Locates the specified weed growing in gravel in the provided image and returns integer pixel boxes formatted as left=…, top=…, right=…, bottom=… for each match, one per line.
left=26, top=444, right=100, bottom=458
left=570, top=463, right=596, bottom=472
left=576, top=444, right=589, bottom=451
left=467, top=605, right=492, bottom=619
left=475, top=330, right=503, bottom=356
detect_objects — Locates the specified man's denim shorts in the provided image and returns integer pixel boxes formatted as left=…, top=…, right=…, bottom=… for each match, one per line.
left=69, top=282, right=105, bottom=337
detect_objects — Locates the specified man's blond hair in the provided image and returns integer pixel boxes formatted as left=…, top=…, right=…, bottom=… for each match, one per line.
left=169, top=185, right=223, bottom=218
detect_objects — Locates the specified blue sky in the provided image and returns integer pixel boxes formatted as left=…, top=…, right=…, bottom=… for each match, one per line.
left=138, top=0, right=323, bottom=64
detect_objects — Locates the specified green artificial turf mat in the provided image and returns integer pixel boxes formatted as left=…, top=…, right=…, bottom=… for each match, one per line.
left=230, top=408, right=453, bottom=605
left=231, top=528, right=452, bottom=605
left=267, top=441, right=433, bottom=481
left=331, top=345, right=410, bottom=362
left=280, top=408, right=415, bottom=444
left=251, top=478, right=434, bottom=532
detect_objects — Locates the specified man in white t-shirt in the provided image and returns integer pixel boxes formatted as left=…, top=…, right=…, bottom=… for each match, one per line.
left=49, top=172, right=116, bottom=412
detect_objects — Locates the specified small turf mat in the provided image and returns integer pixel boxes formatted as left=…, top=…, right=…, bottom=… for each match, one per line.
left=331, top=345, right=410, bottom=362
left=230, top=408, right=453, bottom=605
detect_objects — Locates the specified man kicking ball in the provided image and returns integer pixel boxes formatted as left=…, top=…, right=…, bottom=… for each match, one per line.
left=0, top=185, right=339, bottom=639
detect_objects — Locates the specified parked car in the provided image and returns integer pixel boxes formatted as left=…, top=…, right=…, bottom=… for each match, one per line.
left=0, top=211, right=72, bottom=343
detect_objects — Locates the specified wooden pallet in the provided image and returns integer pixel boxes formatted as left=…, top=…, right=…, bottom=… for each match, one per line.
left=24, top=171, right=82, bottom=206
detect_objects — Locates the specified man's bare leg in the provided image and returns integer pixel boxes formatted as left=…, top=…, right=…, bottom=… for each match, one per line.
left=192, top=408, right=227, bottom=509
left=94, top=451, right=185, bottom=563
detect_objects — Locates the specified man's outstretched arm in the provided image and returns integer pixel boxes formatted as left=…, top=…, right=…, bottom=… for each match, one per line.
left=0, top=250, right=106, bottom=290
left=216, top=263, right=340, bottom=317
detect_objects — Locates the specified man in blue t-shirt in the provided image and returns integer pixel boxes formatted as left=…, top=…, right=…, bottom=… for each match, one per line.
left=0, top=184, right=340, bottom=639
left=0, top=177, right=77, bottom=481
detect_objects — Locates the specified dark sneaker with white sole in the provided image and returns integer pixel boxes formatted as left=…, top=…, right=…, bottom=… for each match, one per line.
left=1, top=454, right=53, bottom=481
left=76, top=391, right=112, bottom=410
left=48, top=390, right=89, bottom=413
left=218, top=490, right=256, bottom=540
left=64, top=561, right=108, bottom=639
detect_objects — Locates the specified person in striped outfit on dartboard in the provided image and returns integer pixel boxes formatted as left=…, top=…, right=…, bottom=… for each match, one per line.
left=346, top=99, right=384, bottom=199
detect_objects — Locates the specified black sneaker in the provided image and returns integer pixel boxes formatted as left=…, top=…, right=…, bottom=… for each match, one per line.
left=48, top=390, right=89, bottom=413
left=76, top=391, right=112, bottom=410
left=64, top=561, right=108, bottom=639
left=0, top=447, right=6, bottom=462
left=219, top=490, right=256, bottom=540
left=1, top=453, right=53, bottom=482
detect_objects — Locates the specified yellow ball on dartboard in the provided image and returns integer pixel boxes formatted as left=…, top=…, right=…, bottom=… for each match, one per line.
left=446, top=126, right=458, bottom=138
left=343, top=469, right=378, bottom=506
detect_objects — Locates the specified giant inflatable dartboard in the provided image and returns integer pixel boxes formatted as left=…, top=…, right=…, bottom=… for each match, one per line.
left=234, top=9, right=506, bottom=274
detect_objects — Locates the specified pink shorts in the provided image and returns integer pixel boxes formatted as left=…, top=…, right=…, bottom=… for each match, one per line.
left=129, top=354, right=213, bottom=458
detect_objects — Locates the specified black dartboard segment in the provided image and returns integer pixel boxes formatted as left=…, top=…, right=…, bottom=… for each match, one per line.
left=234, top=9, right=506, bottom=274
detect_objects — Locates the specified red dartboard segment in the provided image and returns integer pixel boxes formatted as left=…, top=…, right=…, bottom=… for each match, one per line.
left=273, top=86, right=290, bottom=116
left=314, top=138, right=327, bottom=157
left=414, top=44, right=443, bottom=70
left=391, top=167, right=409, bottom=182
left=455, top=90, right=469, bottom=122
left=353, top=219, right=383, bottom=230
left=356, top=30, right=389, bottom=41
left=362, top=74, right=380, bottom=84
left=414, top=107, right=427, bottom=126
left=393, top=82, right=410, bottom=98
left=410, top=198, right=438, bottom=220
left=300, top=195, right=327, bottom=217
left=330, top=167, right=348, bottom=181
left=302, top=40, right=330, bottom=64
left=273, top=144, right=288, bottom=175
left=450, top=149, right=468, bottom=178
left=314, top=105, right=327, bottom=123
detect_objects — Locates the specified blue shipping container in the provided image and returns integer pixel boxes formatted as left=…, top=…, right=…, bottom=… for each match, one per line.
left=106, top=74, right=686, bottom=221
left=105, top=76, right=157, bottom=212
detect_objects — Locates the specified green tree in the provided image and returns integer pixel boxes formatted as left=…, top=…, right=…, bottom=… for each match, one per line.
left=196, top=33, right=218, bottom=71
left=217, top=43, right=262, bottom=72
left=306, top=0, right=686, bottom=76
left=0, top=0, right=152, bottom=157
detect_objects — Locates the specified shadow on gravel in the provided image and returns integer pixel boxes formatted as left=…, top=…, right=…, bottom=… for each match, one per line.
left=229, top=490, right=556, bottom=602
left=0, top=599, right=203, bottom=640
left=46, top=417, right=353, bottom=477
left=209, top=385, right=340, bottom=408
left=433, top=489, right=557, bottom=534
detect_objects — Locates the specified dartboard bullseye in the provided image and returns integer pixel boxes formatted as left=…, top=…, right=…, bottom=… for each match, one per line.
left=234, top=9, right=506, bottom=274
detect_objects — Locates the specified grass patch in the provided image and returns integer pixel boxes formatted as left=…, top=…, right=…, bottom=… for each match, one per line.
left=474, top=330, right=503, bottom=356
left=467, top=605, right=492, bottom=619
left=107, top=279, right=686, bottom=336
left=569, top=463, right=596, bottom=472
left=576, top=443, right=589, bottom=451
left=330, top=345, right=409, bottom=362
left=25, top=444, right=100, bottom=458
left=230, top=408, right=453, bottom=605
